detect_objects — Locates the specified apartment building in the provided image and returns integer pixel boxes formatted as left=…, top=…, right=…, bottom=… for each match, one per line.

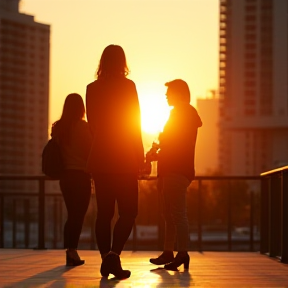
left=218, top=0, right=288, bottom=175
left=196, top=91, right=219, bottom=175
left=0, top=0, right=50, bottom=191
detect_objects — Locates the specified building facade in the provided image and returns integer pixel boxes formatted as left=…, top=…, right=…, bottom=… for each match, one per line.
left=0, top=0, right=50, bottom=190
left=218, top=0, right=288, bottom=175
left=196, top=91, right=219, bottom=175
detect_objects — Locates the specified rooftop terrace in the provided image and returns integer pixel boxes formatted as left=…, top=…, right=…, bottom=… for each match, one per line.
left=1, top=249, right=288, bottom=287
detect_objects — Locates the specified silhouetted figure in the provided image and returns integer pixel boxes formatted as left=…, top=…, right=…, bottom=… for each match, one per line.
left=86, top=44, right=145, bottom=279
left=51, top=93, right=92, bottom=266
left=148, top=79, right=202, bottom=271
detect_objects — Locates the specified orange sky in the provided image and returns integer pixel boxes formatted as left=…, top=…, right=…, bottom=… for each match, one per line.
left=20, top=0, right=219, bottom=140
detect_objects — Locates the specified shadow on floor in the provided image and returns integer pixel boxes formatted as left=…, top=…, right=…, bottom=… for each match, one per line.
left=9, top=265, right=74, bottom=288
left=150, top=267, right=193, bottom=287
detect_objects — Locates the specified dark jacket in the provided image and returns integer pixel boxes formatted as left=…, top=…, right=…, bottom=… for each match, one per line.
left=86, top=77, right=144, bottom=174
left=157, top=103, right=202, bottom=181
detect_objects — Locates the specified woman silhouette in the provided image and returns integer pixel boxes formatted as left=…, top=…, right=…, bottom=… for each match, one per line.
left=51, top=93, right=92, bottom=266
left=86, top=45, right=145, bottom=279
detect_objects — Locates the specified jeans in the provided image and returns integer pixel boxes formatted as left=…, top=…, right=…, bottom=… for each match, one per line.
left=93, top=173, right=138, bottom=255
left=59, top=170, right=91, bottom=249
left=158, top=173, right=190, bottom=252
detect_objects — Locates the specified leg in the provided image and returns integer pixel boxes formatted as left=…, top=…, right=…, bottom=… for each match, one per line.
left=162, top=174, right=191, bottom=271
left=93, top=173, right=116, bottom=256
left=60, top=170, right=91, bottom=249
left=163, top=173, right=190, bottom=252
left=111, top=174, right=138, bottom=255
left=99, top=173, right=136, bottom=279
left=149, top=176, right=175, bottom=265
left=160, top=176, right=177, bottom=252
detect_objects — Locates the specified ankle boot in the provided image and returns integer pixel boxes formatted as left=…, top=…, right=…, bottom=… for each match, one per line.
left=100, top=253, right=131, bottom=279
left=150, top=250, right=174, bottom=265
left=164, top=251, right=190, bottom=271
left=66, top=249, right=85, bottom=266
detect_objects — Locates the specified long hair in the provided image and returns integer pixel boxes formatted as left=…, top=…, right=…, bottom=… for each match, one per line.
left=51, top=93, right=85, bottom=145
left=96, top=44, right=129, bottom=79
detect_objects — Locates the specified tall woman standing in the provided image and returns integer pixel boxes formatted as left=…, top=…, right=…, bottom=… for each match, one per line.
left=51, top=93, right=92, bottom=266
left=86, top=45, right=144, bottom=279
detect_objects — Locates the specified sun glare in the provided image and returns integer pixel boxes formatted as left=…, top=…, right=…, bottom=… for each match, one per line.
left=139, top=90, right=170, bottom=135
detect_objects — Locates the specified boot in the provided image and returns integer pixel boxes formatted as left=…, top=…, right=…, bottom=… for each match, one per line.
left=100, top=252, right=131, bottom=279
left=150, top=250, right=174, bottom=265
left=164, top=251, right=190, bottom=271
left=66, top=249, right=85, bottom=266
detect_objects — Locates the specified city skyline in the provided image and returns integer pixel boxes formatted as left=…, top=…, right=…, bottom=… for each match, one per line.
left=20, top=0, right=219, bottom=135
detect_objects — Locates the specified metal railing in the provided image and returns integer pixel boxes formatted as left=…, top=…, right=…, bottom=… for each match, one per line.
left=0, top=174, right=262, bottom=251
left=260, top=166, right=288, bottom=264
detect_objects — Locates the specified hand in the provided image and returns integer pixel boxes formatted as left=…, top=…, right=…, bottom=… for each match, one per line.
left=138, top=161, right=152, bottom=179
left=146, top=143, right=159, bottom=162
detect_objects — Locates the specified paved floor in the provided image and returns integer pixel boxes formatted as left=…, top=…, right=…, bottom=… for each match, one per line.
left=1, top=249, right=288, bottom=287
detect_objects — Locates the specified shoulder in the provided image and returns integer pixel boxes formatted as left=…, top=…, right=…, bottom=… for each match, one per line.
left=188, top=105, right=203, bottom=127
left=87, top=80, right=98, bottom=90
left=126, top=78, right=136, bottom=88
left=74, top=120, right=92, bottom=137
left=75, top=119, right=89, bottom=129
left=117, top=77, right=136, bottom=88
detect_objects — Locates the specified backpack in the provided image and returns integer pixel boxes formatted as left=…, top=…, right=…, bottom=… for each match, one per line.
left=42, top=138, right=65, bottom=179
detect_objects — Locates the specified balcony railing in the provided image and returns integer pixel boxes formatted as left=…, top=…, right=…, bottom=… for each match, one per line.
left=260, top=165, right=288, bottom=264
left=0, top=174, right=265, bottom=252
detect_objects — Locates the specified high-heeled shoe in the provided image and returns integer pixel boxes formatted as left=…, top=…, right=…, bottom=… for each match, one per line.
left=100, top=252, right=131, bottom=279
left=66, top=249, right=85, bottom=266
left=150, top=250, right=174, bottom=265
left=164, top=251, right=190, bottom=271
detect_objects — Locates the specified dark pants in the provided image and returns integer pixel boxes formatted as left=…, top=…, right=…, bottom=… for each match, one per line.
left=158, top=173, right=190, bottom=251
left=60, top=170, right=91, bottom=249
left=93, top=173, right=138, bottom=255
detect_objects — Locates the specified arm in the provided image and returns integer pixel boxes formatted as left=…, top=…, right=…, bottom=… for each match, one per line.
left=85, top=84, right=96, bottom=137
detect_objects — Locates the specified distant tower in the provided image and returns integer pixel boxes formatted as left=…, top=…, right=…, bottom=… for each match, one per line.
left=0, top=1, right=50, bottom=188
left=196, top=91, right=219, bottom=175
left=218, top=0, right=288, bottom=175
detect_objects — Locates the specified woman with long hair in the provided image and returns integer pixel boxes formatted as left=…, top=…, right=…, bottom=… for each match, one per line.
left=51, top=93, right=92, bottom=266
left=86, top=45, right=145, bottom=279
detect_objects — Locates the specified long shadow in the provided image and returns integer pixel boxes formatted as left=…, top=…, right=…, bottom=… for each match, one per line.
left=99, top=276, right=120, bottom=288
left=150, top=267, right=193, bottom=287
left=8, top=265, right=74, bottom=288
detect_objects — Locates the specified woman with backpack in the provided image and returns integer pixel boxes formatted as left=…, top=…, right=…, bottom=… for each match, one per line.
left=51, top=93, right=92, bottom=266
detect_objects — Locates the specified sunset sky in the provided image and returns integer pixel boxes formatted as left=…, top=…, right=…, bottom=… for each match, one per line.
left=20, top=0, right=219, bottom=137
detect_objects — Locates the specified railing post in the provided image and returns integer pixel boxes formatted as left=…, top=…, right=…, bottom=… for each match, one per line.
left=227, top=181, right=232, bottom=251
left=281, top=170, right=288, bottom=263
left=197, top=179, right=202, bottom=252
left=0, top=194, right=3, bottom=248
left=24, top=199, right=30, bottom=248
left=35, top=178, right=46, bottom=249
left=269, top=174, right=281, bottom=258
left=12, top=199, right=17, bottom=248
left=157, top=180, right=164, bottom=251
left=260, top=177, right=269, bottom=254
left=249, top=190, right=254, bottom=251
left=132, top=222, right=137, bottom=251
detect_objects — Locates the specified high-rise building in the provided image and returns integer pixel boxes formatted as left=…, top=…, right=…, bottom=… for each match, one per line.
left=218, top=0, right=288, bottom=175
left=0, top=0, right=50, bottom=188
left=196, top=91, right=219, bottom=175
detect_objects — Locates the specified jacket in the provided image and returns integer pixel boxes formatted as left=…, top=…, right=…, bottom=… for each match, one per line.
left=86, top=77, right=144, bottom=174
left=157, top=103, right=202, bottom=181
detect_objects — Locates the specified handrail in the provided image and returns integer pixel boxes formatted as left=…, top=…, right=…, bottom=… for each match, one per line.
left=260, top=165, right=288, bottom=264
left=0, top=175, right=262, bottom=180
left=0, top=174, right=262, bottom=251
left=260, top=165, right=288, bottom=177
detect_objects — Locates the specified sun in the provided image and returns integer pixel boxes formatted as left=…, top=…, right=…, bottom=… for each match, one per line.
left=138, top=90, right=170, bottom=135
